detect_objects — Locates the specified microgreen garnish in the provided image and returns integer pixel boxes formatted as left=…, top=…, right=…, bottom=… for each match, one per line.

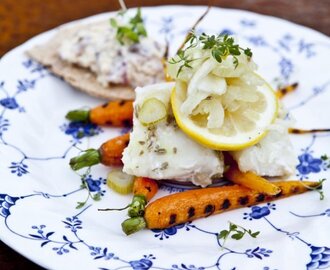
left=110, top=8, right=147, bottom=45
left=169, top=32, right=253, bottom=77
left=301, top=178, right=326, bottom=200
left=218, top=222, right=260, bottom=247
left=318, top=179, right=326, bottom=200
left=75, top=167, right=102, bottom=209
left=200, top=33, right=253, bottom=66
left=321, top=154, right=329, bottom=162
left=168, top=49, right=200, bottom=77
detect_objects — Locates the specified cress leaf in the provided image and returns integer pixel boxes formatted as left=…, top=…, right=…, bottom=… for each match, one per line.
left=233, top=56, right=239, bottom=68
left=169, top=32, right=253, bottom=77
left=76, top=202, right=86, bottom=209
left=229, top=223, right=237, bottom=231
left=244, top=48, right=253, bottom=57
left=93, top=193, right=101, bottom=201
left=231, top=232, right=244, bottom=240
left=251, top=231, right=260, bottom=238
left=212, top=49, right=223, bottom=63
left=218, top=222, right=260, bottom=247
left=218, top=230, right=229, bottom=239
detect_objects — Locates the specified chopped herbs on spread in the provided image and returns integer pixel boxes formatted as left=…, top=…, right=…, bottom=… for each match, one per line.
left=110, top=8, right=147, bottom=44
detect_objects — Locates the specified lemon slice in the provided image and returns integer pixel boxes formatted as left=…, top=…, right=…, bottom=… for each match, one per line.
left=171, top=75, right=278, bottom=151
left=139, top=98, right=167, bottom=126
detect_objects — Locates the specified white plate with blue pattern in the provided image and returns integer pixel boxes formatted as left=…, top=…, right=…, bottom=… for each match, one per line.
left=0, top=6, right=329, bottom=270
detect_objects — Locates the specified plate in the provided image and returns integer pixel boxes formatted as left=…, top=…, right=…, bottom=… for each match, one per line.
left=1, top=5, right=330, bottom=270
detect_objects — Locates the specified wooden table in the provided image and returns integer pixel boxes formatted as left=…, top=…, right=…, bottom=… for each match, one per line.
left=0, top=0, right=329, bottom=269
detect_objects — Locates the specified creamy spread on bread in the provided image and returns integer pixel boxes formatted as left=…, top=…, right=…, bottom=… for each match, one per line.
left=58, top=20, right=165, bottom=88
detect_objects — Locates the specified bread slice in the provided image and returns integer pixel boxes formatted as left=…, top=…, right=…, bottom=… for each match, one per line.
left=26, top=23, right=135, bottom=100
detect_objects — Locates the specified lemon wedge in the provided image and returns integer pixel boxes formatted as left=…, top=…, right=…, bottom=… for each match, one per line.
left=171, top=75, right=278, bottom=151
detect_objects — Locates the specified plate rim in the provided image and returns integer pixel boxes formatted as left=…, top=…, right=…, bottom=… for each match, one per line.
left=0, top=5, right=329, bottom=269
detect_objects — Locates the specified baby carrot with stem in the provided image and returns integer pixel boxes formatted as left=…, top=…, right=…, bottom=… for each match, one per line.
left=99, top=177, right=159, bottom=234
left=121, top=180, right=322, bottom=235
left=70, top=133, right=130, bottom=170
left=66, top=100, right=134, bottom=127
left=127, top=177, right=159, bottom=217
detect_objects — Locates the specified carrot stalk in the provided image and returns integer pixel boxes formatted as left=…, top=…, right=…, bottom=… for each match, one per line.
left=127, top=195, right=147, bottom=218
left=121, top=181, right=321, bottom=234
left=66, top=109, right=90, bottom=122
left=70, top=133, right=130, bottom=170
left=66, top=100, right=134, bottom=127
left=224, top=163, right=281, bottom=195
left=69, top=149, right=101, bottom=171
left=128, top=177, right=159, bottom=218
left=122, top=217, right=147, bottom=235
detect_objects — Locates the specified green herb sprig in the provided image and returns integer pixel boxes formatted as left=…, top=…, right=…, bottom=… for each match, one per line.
left=169, top=32, right=253, bottom=77
left=301, top=178, right=327, bottom=200
left=110, top=8, right=147, bottom=45
left=168, top=49, right=200, bottom=77
left=75, top=167, right=102, bottom=209
left=218, top=222, right=260, bottom=247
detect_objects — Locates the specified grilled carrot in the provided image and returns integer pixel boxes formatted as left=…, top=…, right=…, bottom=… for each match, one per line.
left=276, top=82, right=298, bottom=99
left=133, top=177, right=159, bottom=202
left=224, top=163, right=281, bottom=195
left=289, top=128, right=330, bottom=134
left=121, top=180, right=321, bottom=234
left=275, top=83, right=329, bottom=133
left=66, top=100, right=134, bottom=127
left=70, top=133, right=130, bottom=170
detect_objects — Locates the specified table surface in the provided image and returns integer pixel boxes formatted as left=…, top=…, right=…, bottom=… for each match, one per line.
left=0, top=0, right=329, bottom=269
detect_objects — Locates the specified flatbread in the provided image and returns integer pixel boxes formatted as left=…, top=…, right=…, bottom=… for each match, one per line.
left=26, top=23, right=135, bottom=100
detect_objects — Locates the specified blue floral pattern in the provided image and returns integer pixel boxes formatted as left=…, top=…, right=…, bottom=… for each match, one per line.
left=0, top=6, right=329, bottom=270
left=245, top=247, right=273, bottom=259
left=152, top=223, right=187, bottom=240
left=0, top=97, right=19, bottom=109
left=9, top=161, right=29, bottom=176
left=129, top=255, right=155, bottom=270
left=307, top=246, right=330, bottom=269
left=290, top=208, right=330, bottom=218
left=297, top=153, right=322, bottom=175
left=0, top=116, right=9, bottom=135
left=296, top=136, right=330, bottom=179
left=244, top=203, right=276, bottom=220
left=60, top=121, right=102, bottom=141
left=0, top=194, right=19, bottom=218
